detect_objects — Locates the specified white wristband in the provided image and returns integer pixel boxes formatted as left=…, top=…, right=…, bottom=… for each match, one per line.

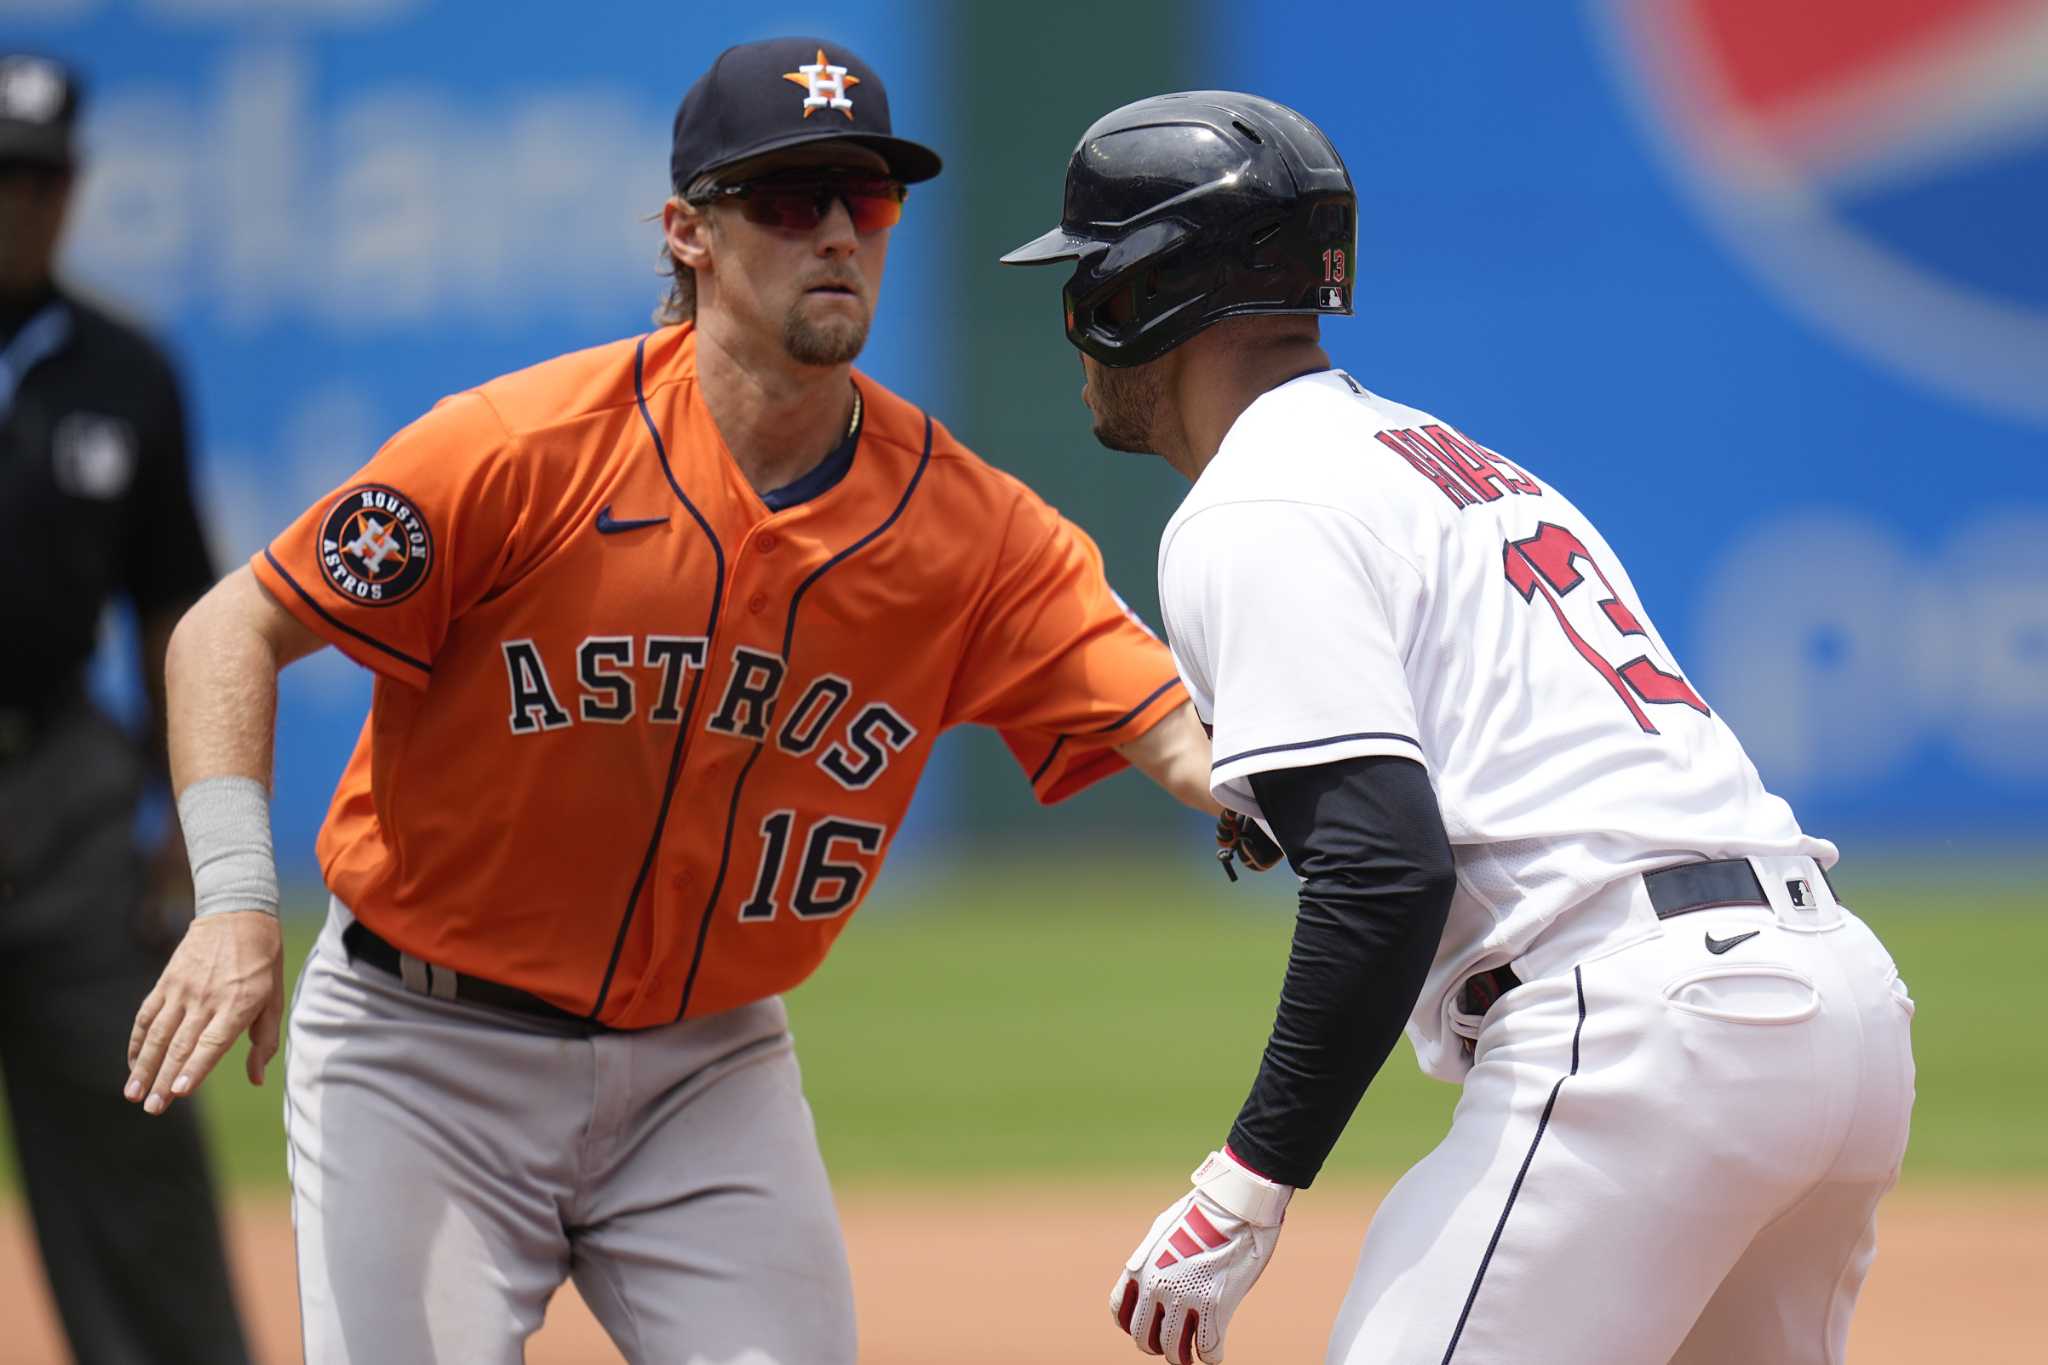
left=1190, top=1149, right=1294, bottom=1227
left=177, top=776, right=279, bottom=920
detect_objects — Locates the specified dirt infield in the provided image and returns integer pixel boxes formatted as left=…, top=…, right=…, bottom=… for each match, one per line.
left=3, top=1183, right=2041, bottom=1362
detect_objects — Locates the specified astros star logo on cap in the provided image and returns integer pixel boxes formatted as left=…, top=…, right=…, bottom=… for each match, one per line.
left=783, top=48, right=859, bottom=120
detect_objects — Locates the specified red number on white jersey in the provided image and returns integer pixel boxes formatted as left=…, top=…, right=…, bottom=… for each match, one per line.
left=1504, top=522, right=1708, bottom=734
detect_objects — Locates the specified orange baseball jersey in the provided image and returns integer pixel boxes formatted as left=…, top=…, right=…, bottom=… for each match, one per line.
left=252, top=325, right=1184, bottom=1028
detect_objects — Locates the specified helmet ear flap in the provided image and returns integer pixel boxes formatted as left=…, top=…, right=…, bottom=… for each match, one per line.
left=1069, top=240, right=1248, bottom=366
left=1151, top=247, right=1220, bottom=303
left=1098, top=281, right=1139, bottom=328
left=1066, top=274, right=1142, bottom=358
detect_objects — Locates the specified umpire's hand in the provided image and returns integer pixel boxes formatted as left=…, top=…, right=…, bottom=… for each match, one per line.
left=125, top=910, right=284, bottom=1115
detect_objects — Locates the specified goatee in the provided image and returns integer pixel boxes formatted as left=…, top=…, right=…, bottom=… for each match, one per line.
left=1088, top=360, right=1165, bottom=454
left=784, top=307, right=869, bottom=367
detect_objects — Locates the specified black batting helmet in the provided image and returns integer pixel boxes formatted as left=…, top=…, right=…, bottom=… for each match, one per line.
left=1000, top=91, right=1355, bottom=367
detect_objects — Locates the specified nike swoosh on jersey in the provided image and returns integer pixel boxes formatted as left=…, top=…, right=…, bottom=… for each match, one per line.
left=595, top=506, right=668, bottom=534
left=1704, top=929, right=1762, bottom=955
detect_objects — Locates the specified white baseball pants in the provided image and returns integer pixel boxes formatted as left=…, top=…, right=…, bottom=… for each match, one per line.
left=1328, top=872, right=1915, bottom=1364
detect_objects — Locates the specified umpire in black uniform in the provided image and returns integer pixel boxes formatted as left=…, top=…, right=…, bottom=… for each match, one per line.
left=0, top=54, right=250, bottom=1363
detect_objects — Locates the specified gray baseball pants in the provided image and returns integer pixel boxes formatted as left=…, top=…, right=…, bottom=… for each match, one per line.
left=285, top=900, right=856, bottom=1364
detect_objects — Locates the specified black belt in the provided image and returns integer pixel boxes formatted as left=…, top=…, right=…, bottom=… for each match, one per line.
left=1467, top=858, right=1812, bottom=1009
left=341, top=920, right=597, bottom=1028
left=1644, top=858, right=1773, bottom=919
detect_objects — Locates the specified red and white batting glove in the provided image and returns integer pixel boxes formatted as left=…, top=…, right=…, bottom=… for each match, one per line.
left=1111, top=1148, right=1293, bottom=1364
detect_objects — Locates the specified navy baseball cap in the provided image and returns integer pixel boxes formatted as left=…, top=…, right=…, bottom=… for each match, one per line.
left=0, top=54, right=80, bottom=168
left=669, top=37, right=941, bottom=192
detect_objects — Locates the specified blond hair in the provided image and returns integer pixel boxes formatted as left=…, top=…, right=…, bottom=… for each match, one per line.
left=652, top=185, right=717, bottom=327
left=654, top=243, right=696, bottom=326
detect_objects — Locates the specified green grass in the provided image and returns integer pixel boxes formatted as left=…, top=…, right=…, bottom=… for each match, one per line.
left=1, top=866, right=2041, bottom=1196
left=1839, top=890, right=2046, bottom=1174
left=788, top=865, right=1459, bottom=1181
left=789, top=867, right=2048, bottom=1185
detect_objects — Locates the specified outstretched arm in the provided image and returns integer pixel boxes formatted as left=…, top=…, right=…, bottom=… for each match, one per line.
left=1115, top=700, right=1221, bottom=815
left=125, top=567, right=326, bottom=1116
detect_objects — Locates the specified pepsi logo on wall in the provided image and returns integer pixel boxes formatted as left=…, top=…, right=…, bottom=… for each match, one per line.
left=1597, top=0, right=2048, bottom=424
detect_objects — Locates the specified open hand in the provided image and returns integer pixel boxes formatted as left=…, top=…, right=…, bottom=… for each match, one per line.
left=125, top=910, right=284, bottom=1114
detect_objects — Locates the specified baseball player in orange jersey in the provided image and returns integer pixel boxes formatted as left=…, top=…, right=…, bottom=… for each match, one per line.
left=119, top=37, right=1216, bottom=1363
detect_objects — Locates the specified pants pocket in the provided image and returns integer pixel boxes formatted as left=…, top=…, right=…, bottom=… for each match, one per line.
left=1662, top=964, right=1822, bottom=1024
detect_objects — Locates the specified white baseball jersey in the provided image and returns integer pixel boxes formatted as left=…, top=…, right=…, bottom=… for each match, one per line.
left=1158, top=369, right=1836, bottom=1080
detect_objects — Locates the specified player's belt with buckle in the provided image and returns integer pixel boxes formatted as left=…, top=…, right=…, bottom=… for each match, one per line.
left=1466, top=857, right=1819, bottom=1012
left=342, top=920, right=598, bottom=1028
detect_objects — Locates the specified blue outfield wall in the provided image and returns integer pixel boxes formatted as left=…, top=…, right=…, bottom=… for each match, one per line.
left=23, top=0, right=961, bottom=876
left=1200, top=0, right=2048, bottom=849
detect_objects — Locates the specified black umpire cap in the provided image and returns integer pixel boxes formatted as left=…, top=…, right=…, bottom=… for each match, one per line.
left=0, top=54, right=80, bottom=168
left=670, top=37, right=942, bottom=193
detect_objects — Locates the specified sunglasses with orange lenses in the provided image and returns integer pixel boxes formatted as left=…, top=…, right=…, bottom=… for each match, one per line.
left=691, top=171, right=907, bottom=234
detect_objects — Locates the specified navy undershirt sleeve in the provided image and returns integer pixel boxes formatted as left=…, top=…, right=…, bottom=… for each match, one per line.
left=1227, top=755, right=1456, bottom=1188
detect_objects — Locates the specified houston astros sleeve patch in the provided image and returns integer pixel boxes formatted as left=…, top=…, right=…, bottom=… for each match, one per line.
left=317, top=484, right=434, bottom=607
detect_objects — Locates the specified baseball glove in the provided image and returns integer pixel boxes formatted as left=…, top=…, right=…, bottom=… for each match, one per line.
left=1215, top=812, right=1284, bottom=882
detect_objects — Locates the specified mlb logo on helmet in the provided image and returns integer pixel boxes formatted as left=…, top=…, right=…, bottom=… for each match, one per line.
left=1597, top=0, right=2048, bottom=425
